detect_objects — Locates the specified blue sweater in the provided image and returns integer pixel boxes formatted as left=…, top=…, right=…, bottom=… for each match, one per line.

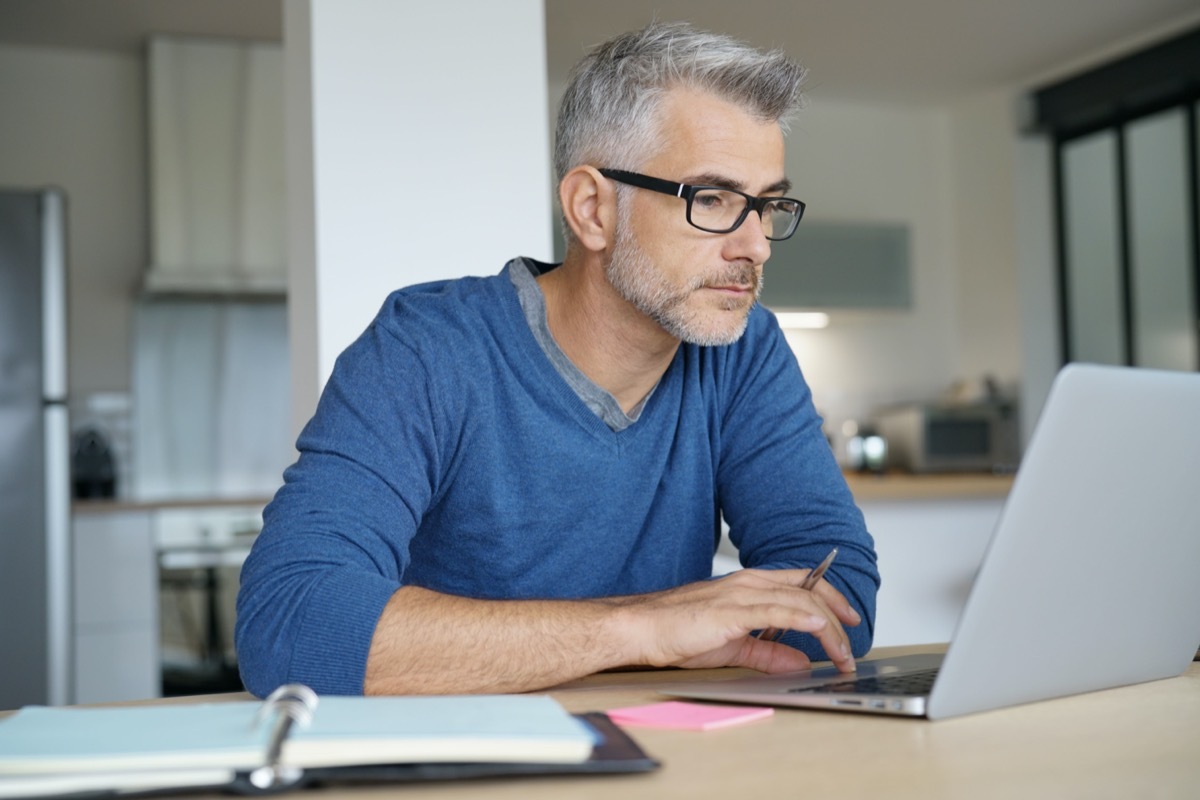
left=235, top=260, right=879, bottom=697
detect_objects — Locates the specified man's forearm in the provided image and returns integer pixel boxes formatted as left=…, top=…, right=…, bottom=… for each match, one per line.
left=364, top=586, right=635, bottom=695
left=364, top=569, right=861, bottom=695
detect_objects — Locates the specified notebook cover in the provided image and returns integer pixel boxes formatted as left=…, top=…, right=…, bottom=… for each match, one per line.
left=268, top=713, right=660, bottom=791
left=0, top=714, right=659, bottom=798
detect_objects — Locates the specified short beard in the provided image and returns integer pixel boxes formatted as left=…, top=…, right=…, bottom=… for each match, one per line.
left=605, top=202, right=761, bottom=347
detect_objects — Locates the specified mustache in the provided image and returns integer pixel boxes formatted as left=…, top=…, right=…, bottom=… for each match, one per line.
left=692, top=265, right=760, bottom=291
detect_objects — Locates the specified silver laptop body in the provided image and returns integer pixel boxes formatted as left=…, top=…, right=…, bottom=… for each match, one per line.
left=666, top=364, right=1200, bottom=719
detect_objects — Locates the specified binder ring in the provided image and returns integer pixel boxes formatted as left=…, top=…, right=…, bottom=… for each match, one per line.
left=248, top=683, right=319, bottom=790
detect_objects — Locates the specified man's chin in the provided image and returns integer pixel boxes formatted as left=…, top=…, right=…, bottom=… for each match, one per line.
left=670, top=305, right=754, bottom=347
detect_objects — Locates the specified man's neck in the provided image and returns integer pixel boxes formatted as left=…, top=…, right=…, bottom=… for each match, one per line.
left=537, top=254, right=680, bottom=415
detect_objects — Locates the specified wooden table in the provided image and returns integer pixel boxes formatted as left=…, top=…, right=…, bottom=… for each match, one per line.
left=8, top=645, right=1197, bottom=799
left=539, top=646, right=1200, bottom=800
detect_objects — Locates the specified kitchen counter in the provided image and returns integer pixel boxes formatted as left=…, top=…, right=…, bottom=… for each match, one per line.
left=843, top=470, right=1013, bottom=502
left=73, top=497, right=273, bottom=514
left=71, top=474, right=1012, bottom=514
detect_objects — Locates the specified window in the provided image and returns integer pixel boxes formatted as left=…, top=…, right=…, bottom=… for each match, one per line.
left=1030, top=27, right=1200, bottom=371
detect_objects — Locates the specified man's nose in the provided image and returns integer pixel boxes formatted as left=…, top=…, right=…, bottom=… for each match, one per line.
left=723, top=208, right=773, bottom=265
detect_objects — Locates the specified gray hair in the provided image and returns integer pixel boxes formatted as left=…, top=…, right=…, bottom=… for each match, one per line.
left=553, top=21, right=807, bottom=186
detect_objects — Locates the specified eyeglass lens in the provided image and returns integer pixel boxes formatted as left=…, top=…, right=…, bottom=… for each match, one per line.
left=689, top=189, right=801, bottom=240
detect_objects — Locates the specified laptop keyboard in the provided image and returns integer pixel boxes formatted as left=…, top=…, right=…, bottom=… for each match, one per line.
left=788, top=668, right=940, bottom=696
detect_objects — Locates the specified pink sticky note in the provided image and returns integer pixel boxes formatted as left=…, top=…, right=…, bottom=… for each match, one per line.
left=606, top=701, right=774, bottom=731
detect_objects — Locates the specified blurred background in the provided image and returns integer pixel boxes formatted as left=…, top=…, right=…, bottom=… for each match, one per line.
left=1, top=0, right=1196, bottom=707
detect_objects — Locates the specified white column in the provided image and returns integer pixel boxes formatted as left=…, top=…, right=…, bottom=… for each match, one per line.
left=284, top=0, right=553, bottom=438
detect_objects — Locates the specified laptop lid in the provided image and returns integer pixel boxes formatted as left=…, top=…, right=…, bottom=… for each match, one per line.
left=925, top=363, right=1200, bottom=718
left=663, top=364, right=1200, bottom=719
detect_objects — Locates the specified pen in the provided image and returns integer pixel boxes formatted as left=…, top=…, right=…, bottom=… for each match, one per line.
left=756, top=547, right=838, bottom=643
left=800, top=546, right=838, bottom=591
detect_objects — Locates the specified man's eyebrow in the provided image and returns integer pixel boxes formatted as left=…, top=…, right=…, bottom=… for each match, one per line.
left=764, top=177, right=793, bottom=195
left=686, top=172, right=744, bottom=191
left=686, top=173, right=792, bottom=195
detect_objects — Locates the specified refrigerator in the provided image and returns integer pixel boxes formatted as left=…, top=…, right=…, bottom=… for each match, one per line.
left=0, top=188, right=72, bottom=708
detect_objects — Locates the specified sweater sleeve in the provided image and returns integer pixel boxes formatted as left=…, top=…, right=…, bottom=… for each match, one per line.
left=715, top=309, right=880, bottom=659
left=234, top=314, right=443, bottom=697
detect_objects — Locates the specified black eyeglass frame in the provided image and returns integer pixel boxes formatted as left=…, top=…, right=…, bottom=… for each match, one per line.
left=598, top=168, right=806, bottom=241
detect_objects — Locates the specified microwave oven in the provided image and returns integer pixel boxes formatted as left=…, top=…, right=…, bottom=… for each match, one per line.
left=872, top=402, right=1019, bottom=473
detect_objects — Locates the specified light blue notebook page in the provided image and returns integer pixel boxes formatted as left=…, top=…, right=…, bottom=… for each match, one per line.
left=284, top=695, right=596, bottom=766
left=0, top=694, right=594, bottom=775
left=0, top=701, right=269, bottom=774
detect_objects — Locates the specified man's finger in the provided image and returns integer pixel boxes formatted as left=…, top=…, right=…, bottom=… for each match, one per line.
left=812, top=580, right=862, bottom=627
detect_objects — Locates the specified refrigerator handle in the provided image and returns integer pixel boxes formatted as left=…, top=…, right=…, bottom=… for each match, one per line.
left=42, top=188, right=73, bottom=705
left=41, top=189, right=67, bottom=401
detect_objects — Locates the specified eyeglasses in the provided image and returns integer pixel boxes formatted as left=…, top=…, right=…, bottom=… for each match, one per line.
left=598, top=168, right=806, bottom=241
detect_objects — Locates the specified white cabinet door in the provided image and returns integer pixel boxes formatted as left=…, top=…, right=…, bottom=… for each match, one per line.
left=865, top=497, right=1003, bottom=647
left=73, top=629, right=159, bottom=706
left=713, top=495, right=1004, bottom=649
left=72, top=512, right=160, bottom=703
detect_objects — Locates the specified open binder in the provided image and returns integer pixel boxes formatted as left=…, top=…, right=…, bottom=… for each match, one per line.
left=0, top=685, right=658, bottom=798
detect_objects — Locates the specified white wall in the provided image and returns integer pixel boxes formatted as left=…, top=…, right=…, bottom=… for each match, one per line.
left=0, top=44, right=146, bottom=401
left=285, top=0, right=554, bottom=435
left=946, top=88, right=1023, bottom=387
left=781, top=99, right=964, bottom=427
left=1014, top=135, right=1060, bottom=445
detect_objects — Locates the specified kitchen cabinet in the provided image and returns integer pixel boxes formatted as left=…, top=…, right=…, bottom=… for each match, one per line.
left=146, top=36, right=285, bottom=295
left=851, top=474, right=1008, bottom=647
left=72, top=510, right=160, bottom=704
left=760, top=222, right=911, bottom=309
left=713, top=475, right=1009, bottom=648
left=71, top=501, right=267, bottom=704
left=863, top=496, right=1003, bottom=647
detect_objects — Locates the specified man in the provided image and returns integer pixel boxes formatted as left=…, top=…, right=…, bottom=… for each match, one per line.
left=235, top=21, right=879, bottom=698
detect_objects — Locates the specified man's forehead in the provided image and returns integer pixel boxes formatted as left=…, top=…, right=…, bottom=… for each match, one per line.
left=648, top=87, right=788, bottom=191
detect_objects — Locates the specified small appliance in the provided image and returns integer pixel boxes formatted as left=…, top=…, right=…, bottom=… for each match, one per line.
left=872, top=400, right=1018, bottom=473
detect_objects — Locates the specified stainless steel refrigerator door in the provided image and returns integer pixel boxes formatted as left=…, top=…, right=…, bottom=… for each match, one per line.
left=0, top=188, right=72, bottom=707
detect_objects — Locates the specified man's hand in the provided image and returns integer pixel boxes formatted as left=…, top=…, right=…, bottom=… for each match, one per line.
left=613, top=568, right=861, bottom=674
left=364, top=569, right=861, bottom=695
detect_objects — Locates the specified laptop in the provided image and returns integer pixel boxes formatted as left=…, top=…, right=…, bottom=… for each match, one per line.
left=666, top=363, right=1200, bottom=719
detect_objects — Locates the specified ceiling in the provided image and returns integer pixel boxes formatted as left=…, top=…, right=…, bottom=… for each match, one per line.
left=0, top=0, right=281, bottom=51
left=0, top=0, right=1197, bottom=105
left=546, top=0, right=1200, bottom=104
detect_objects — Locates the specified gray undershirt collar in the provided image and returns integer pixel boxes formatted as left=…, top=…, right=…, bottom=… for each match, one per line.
left=509, top=258, right=655, bottom=432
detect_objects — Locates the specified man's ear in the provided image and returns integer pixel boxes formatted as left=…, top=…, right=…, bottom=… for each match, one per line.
left=559, top=166, right=615, bottom=253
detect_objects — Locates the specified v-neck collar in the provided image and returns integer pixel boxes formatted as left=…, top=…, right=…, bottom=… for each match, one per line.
left=508, top=258, right=662, bottom=433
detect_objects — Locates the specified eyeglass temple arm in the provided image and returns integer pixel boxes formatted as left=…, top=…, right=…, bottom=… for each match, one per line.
left=597, top=169, right=686, bottom=198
